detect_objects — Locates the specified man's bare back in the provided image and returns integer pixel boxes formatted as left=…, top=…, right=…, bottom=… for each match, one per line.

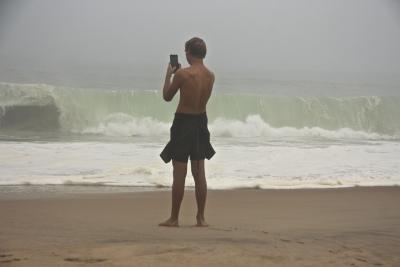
left=163, top=63, right=214, bottom=114
left=175, top=65, right=214, bottom=114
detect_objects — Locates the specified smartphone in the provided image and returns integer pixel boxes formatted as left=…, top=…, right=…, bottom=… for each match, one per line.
left=169, top=54, right=180, bottom=72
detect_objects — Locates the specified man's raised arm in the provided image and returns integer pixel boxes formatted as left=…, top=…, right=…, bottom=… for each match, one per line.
left=162, top=65, right=183, bottom=102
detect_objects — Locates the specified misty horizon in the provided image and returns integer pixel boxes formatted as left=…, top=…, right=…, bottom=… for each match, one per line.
left=1, top=0, right=400, bottom=90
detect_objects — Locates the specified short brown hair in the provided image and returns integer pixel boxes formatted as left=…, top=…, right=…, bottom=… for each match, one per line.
left=185, top=37, right=207, bottom=59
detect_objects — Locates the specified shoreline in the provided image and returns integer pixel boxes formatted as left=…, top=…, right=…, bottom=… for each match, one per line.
left=0, top=183, right=399, bottom=199
left=1, top=186, right=399, bottom=266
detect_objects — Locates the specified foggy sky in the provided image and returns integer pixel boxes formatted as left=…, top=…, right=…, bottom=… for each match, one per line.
left=0, top=0, right=400, bottom=85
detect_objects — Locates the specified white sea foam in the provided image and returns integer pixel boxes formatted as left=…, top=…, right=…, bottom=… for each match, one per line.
left=210, top=115, right=398, bottom=140
left=0, top=140, right=399, bottom=189
left=76, top=113, right=397, bottom=141
left=79, top=113, right=170, bottom=137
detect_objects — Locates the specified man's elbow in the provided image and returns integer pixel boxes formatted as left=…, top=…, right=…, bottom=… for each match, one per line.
left=163, top=94, right=172, bottom=102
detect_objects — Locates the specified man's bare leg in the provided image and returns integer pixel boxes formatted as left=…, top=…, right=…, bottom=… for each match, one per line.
left=159, top=160, right=187, bottom=227
left=191, top=160, right=209, bottom=227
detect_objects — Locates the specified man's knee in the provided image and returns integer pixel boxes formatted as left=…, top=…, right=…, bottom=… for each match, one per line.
left=191, top=163, right=206, bottom=186
left=191, top=166, right=198, bottom=179
left=192, top=170, right=205, bottom=182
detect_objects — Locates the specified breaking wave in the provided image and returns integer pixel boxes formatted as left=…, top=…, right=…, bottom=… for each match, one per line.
left=1, top=82, right=399, bottom=140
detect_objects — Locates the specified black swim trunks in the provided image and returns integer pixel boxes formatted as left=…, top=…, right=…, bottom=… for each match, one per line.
left=160, top=112, right=216, bottom=163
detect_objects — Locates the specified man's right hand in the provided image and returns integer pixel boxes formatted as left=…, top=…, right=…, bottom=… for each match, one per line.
left=166, top=64, right=175, bottom=78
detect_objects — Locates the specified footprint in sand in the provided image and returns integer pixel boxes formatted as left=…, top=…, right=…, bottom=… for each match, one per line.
left=64, top=257, right=108, bottom=263
left=211, top=226, right=271, bottom=235
left=209, top=226, right=233, bottom=232
left=355, top=257, right=368, bottom=263
left=250, top=229, right=269, bottom=235
left=0, top=254, right=21, bottom=263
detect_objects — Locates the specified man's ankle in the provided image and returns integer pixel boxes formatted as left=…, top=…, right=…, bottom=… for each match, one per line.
left=196, top=214, right=205, bottom=219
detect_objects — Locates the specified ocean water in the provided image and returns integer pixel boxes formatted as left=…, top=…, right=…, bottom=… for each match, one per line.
left=1, top=82, right=399, bottom=190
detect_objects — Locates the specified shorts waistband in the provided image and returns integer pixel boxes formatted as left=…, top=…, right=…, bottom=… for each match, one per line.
left=174, top=112, right=207, bottom=118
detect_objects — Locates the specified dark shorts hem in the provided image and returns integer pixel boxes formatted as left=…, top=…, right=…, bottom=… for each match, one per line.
left=160, top=142, right=216, bottom=164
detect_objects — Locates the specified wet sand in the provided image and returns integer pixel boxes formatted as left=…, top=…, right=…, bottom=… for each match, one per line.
left=0, top=186, right=399, bottom=266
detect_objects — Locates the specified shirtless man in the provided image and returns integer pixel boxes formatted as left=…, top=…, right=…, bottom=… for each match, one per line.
left=159, top=37, right=216, bottom=227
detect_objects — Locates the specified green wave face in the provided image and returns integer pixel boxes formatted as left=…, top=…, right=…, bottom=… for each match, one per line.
left=1, top=82, right=399, bottom=138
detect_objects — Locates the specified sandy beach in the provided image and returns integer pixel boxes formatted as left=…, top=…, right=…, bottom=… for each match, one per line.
left=0, top=186, right=399, bottom=266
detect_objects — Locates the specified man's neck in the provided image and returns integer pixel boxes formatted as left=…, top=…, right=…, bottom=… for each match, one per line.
left=190, top=58, right=204, bottom=66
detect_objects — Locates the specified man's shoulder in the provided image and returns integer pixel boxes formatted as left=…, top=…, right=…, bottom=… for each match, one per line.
left=202, top=65, right=215, bottom=78
left=180, top=66, right=194, bottom=72
left=177, top=66, right=214, bottom=80
left=208, top=69, right=215, bottom=79
left=175, top=67, right=190, bottom=77
left=173, top=68, right=187, bottom=81
left=203, top=67, right=215, bottom=82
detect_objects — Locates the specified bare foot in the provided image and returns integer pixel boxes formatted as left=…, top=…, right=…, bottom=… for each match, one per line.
left=196, top=215, right=209, bottom=227
left=158, top=217, right=179, bottom=227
